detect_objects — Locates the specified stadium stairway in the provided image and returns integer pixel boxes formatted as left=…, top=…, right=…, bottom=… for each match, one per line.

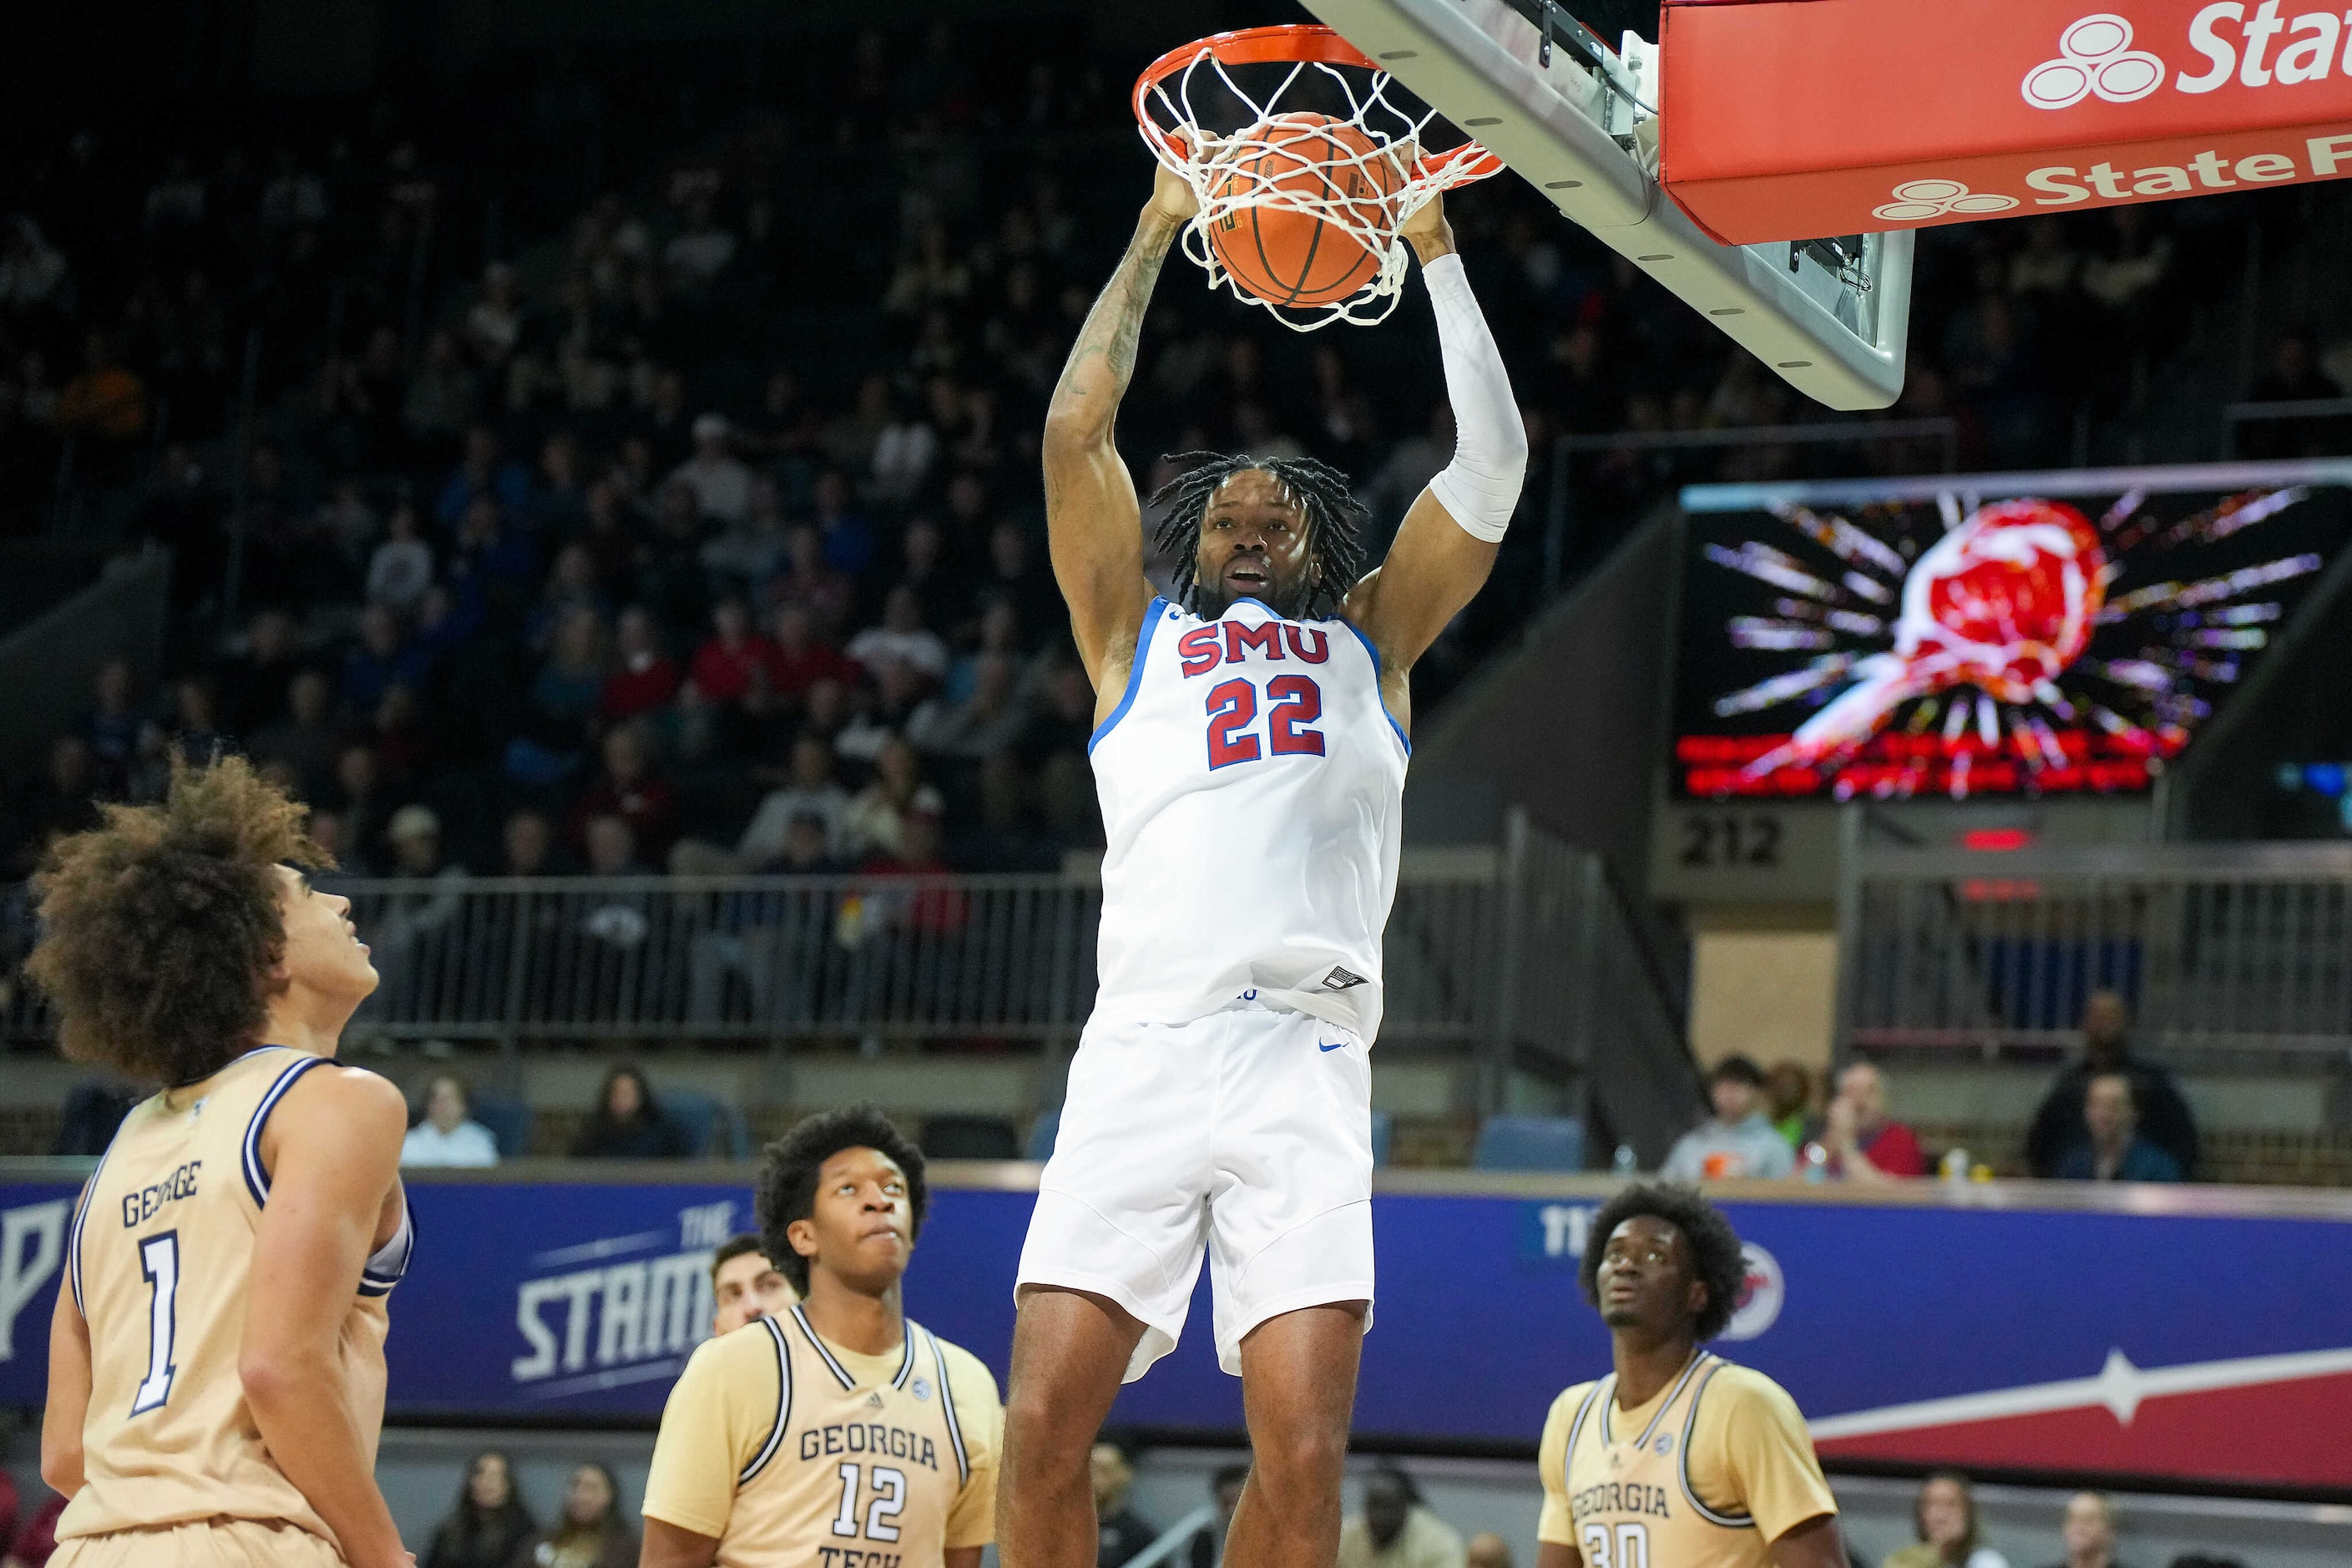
left=0, top=544, right=169, bottom=784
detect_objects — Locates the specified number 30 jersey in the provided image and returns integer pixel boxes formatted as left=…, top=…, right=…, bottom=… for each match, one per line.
left=1088, top=594, right=1409, bottom=1042
left=60, top=1046, right=415, bottom=1546
left=1538, top=1354, right=1839, bottom=1568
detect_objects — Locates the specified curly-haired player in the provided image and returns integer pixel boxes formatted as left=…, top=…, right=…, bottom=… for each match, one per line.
left=1004, top=154, right=1527, bottom=1568
left=36, top=756, right=414, bottom=1568
left=640, top=1105, right=1000, bottom=1568
left=1540, top=1185, right=1842, bottom=1568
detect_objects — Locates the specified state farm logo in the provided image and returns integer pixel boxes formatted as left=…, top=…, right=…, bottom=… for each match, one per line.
left=1872, top=179, right=2020, bottom=223
left=2024, top=14, right=2167, bottom=109
left=2023, top=5, right=2352, bottom=109
left=1720, top=1242, right=1783, bottom=1341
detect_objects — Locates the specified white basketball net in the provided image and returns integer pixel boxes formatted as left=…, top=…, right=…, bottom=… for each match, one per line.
left=1137, top=49, right=1494, bottom=331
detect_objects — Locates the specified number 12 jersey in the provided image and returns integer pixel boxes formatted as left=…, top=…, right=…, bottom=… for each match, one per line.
left=1087, top=595, right=1409, bottom=1042
left=641, top=1305, right=999, bottom=1568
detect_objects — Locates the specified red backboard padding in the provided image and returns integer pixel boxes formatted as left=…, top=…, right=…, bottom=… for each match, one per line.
left=1659, top=0, right=2352, bottom=243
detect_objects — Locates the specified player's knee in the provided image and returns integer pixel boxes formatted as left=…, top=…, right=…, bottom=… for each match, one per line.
left=1245, top=1424, right=1348, bottom=1499
left=1001, top=1382, right=1088, bottom=1465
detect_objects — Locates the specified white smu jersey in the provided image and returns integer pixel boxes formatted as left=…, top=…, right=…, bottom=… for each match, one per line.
left=1088, top=594, right=1408, bottom=1040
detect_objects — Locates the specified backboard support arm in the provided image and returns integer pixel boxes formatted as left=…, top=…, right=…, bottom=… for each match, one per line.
left=1302, top=0, right=1911, bottom=412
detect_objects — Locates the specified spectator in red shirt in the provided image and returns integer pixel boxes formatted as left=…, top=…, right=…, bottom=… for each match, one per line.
left=569, top=723, right=679, bottom=863
left=601, top=605, right=681, bottom=721
left=857, top=810, right=967, bottom=936
left=687, top=595, right=775, bottom=707
left=1822, top=1061, right=1926, bottom=1181
left=761, top=602, right=856, bottom=706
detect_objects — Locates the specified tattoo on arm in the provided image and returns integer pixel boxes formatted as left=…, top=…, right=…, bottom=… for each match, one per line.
left=1050, top=216, right=1178, bottom=428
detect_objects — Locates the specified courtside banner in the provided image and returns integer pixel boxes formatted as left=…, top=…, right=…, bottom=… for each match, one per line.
left=4, top=1171, right=2350, bottom=1490
left=1659, top=0, right=2352, bottom=243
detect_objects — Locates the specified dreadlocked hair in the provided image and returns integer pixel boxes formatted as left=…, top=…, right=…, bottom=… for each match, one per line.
left=1149, top=453, right=1368, bottom=620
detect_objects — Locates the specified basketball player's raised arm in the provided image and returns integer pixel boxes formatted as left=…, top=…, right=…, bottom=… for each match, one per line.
left=1043, top=164, right=1196, bottom=694
left=241, top=1067, right=412, bottom=1568
left=1344, top=193, right=1527, bottom=675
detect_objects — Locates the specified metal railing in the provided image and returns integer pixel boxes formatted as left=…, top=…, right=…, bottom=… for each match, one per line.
left=2223, top=395, right=2352, bottom=453
left=1485, top=812, right=1700, bottom=1161
left=1836, top=829, right=2352, bottom=1058
left=0, top=814, right=1702, bottom=1127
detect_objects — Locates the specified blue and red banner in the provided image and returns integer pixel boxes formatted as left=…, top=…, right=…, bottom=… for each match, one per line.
left=5, top=1168, right=2348, bottom=1492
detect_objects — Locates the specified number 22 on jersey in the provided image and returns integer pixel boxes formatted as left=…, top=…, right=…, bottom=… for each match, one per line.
left=1205, top=675, right=1325, bottom=768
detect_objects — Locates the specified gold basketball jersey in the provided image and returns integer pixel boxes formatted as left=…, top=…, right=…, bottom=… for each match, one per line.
left=643, top=1302, right=1000, bottom=1568
left=59, top=1047, right=414, bottom=1546
left=1538, top=1354, right=1837, bottom=1568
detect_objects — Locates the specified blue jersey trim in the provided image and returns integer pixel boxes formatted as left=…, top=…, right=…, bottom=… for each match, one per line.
left=1338, top=618, right=1412, bottom=757
left=68, top=1120, right=131, bottom=1317
left=242, top=1055, right=328, bottom=1207
left=792, top=1302, right=858, bottom=1389
left=1087, top=597, right=1168, bottom=755
left=357, top=1189, right=416, bottom=1297
left=739, top=1313, right=795, bottom=1484
left=1678, top=1358, right=1758, bottom=1528
left=929, top=1326, right=971, bottom=1486
left=1562, top=1380, right=1605, bottom=1500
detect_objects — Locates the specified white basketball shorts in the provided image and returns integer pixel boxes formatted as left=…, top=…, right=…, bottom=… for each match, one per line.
left=1016, top=999, right=1375, bottom=1380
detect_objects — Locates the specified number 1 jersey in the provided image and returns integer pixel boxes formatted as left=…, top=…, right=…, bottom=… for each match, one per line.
left=1087, top=595, right=1408, bottom=1042
left=61, top=1046, right=415, bottom=1546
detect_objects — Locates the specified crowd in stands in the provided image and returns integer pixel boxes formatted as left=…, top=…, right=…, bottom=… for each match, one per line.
left=1664, top=990, right=2197, bottom=1185
left=0, top=1409, right=2258, bottom=1568
left=0, top=18, right=2292, bottom=890
left=417, top=1455, right=632, bottom=1568
left=375, top=1453, right=2251, bottom=1568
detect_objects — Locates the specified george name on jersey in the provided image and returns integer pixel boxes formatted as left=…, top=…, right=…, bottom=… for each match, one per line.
left=119, top=1161, right=201, bottom=1228
left=1176, top=621, right=1331, bottom=678
left=1570, top=1480, right=1674, bottom=1523
left=798, top=1422, right=940, bottom=1471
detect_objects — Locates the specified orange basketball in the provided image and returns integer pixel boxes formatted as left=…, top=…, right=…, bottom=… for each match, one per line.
left=1206, top=114, right=1404, bottom=308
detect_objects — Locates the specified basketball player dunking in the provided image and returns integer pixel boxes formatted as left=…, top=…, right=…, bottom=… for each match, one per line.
left=999, top=164, right=1526, bottom=1567
left=1541, top=1186, right=1844, bottom=1568
left=35, top=758, right=414, bottom=1568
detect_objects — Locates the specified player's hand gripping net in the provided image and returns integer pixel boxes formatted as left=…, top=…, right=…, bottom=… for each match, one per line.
left=1132, top=25, right=1500, bottom=330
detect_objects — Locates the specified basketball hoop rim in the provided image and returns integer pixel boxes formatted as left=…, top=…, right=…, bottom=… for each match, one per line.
left=1131, top=23, right=1501, bottom=184
left=1132, top=24, right=1378, bottom=105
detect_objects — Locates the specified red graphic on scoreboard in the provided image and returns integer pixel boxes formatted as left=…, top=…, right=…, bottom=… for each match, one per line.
left=1673, top=478, right=2347, bottom=801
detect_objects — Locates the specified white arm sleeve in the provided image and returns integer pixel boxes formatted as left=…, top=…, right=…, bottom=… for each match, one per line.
left=1422, top=251, right=1529, bottom=544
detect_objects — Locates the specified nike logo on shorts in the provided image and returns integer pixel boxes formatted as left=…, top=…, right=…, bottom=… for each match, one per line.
left=1318, top=1040, right=1348, bottom=1053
